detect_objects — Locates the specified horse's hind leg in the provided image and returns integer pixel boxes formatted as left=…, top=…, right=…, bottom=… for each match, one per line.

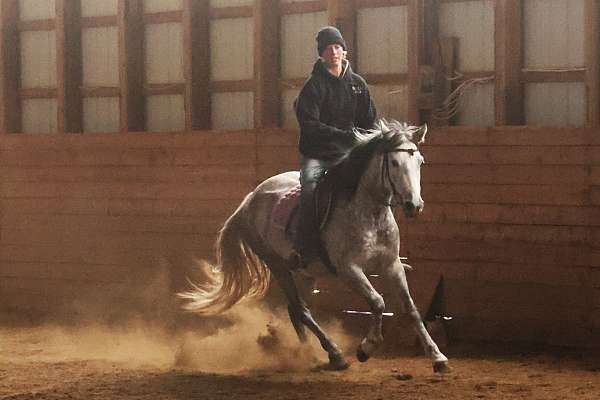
left=287, top=304, right=307, bottom=342
left=385, top=259, right=450, bottom=373
left=268, top=261, right=348, bottom=370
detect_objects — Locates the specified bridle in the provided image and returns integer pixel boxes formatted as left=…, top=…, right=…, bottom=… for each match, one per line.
left=381, top=147, right=418, bottom=207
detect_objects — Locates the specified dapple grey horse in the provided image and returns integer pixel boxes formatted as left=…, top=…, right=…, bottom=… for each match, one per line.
left=179, top=120, right=449, bottom=372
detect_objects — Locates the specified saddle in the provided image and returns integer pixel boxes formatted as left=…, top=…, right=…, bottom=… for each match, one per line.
left=270, top=172, right=337, bottom=271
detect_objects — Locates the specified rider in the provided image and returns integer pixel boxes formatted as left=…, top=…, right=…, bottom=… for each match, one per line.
left=293, top=26, right=377, bottom=267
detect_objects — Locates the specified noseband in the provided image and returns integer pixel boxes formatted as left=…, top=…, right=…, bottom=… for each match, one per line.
left=381, top=148, right=417, bottom=207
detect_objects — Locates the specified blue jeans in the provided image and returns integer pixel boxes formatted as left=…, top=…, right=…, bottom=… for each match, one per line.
left=296, top=157, right=338, bottom=259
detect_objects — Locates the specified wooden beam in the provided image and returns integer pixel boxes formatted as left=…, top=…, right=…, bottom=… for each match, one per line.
left=210, top=6, right=253, bottom=19
left=0, top=0, right=21, bottom=133
left=56, top=0, right=83, bottom=134
left=422, top=0, right=439, bottom=66
left=143, top=10, right=183, bottom=25
left=183, top=0, right=211, bottom=130
left=118, top=0, right=145, bottom=132
left=362, top=73, right=408, bottom=84
left=20, top=87, right=57, bottom=99
left=407, top=0, right=424, bottom=124
left=280, top=1, right=326, bottom=15
left=328, top=0, right=357, bottom=65
left=585, top=0, right=600, bottom=126
left=254, top=0, right=280, bottom=128
left=355, top=0, right=407, bottom=8
left=144, top=83, right=185, bottom=96
left=494, top=0, right=524, bottom=125
left=429, top=37, right=457, bottom=126
left=81, top=15, right=118, bottom=28
left=18, top=19, right=55, bottom=31
left=522, top=69, right=585, bottom=83
left=80, top=86, right=120, bottom=98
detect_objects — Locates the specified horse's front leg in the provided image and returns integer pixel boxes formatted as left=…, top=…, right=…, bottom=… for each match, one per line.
left=384, top=258, right=450, bottom=373
left=340, top=264, right=385, bottom=362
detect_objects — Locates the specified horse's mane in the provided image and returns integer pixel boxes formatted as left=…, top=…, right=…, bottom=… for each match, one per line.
left=326, top=119, right=418, bottom=196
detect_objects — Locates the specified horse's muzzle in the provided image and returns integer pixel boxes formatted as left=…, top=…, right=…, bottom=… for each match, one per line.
left=402, top=201, right=423, bottom=218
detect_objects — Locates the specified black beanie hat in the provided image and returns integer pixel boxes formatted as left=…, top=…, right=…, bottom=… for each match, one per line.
left=316, top=26, right=347, bottom=55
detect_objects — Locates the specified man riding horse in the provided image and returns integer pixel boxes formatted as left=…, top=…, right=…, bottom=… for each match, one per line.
left=294, top=26, right=378, bottom=267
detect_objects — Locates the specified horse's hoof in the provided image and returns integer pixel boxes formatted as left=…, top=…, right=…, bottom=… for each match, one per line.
left=356, top=347, right=370, bottom=363
left=433, top=361, right=451, bottom=374
left=328, top=354, right=350, bottom=370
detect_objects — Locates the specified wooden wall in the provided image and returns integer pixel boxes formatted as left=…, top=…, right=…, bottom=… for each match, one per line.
left=1, top=126, right=598, bottom=348
left=405, top=126, right=600, bottom=347
left=0, top=128, right=298, bottom=323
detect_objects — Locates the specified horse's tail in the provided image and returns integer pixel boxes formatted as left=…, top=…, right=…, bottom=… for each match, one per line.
left=178, top=195, right=271, bottom=314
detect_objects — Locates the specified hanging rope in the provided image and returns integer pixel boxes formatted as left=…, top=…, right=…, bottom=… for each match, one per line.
left=431, top=74, right=494, bottom=121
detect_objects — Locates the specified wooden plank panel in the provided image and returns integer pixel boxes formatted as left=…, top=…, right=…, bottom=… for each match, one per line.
left=418, top=203, right=600, bottom=227
left=407, top=221, right=595, bottom=247
left=523, top=0, right=585, bottom=69
left=20, top=30, right=57, bottom=88
left=183, top=0, right=210, bottom=130
left=83, top=97, right=119, bottom=133
left=356, top=6, right=408, bottom=74
left=495, top=0, right=524, bottom=125
left=1, top=181, right=254, bottom=201
left=210, top=17, right=254, bottom=80
left=525, top=82, right=586, bottom=127
left=280, top=11, right=328, bottom=79
left=146, top=94, right=185, bottom=132
left=118, top=0, right=145, bottom=132
left=56, top=0, right=83, bottom=133
left=211, top=92, right=254, bottom=130
left=82, top=26, right=119, bottom=86
left=0, top=0, right=21, bottom=133
left=2, top=164, right=255, bottom=182
left=81, top=0, right=118, bottom=17
left=145, top=22, right=183, bottom=84
left=422, top=164, right=590, bottom=185
left=438, top=0, right=494, bottom=71
left=423, top=145, right=599, bottom=165
left=254, top=0, right=280, bottom=128
left=422, top=183, right=589, bottom=206
left=405, top=239, right=595, bottom=267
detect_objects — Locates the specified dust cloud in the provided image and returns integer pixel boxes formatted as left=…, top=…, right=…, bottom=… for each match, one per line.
left=1, top=304, right=356, bottom=374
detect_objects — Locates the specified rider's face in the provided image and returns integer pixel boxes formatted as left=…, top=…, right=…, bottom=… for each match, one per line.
left=321, top=44, right=345, bottom=69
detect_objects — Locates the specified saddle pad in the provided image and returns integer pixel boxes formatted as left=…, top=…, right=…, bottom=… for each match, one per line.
left=271, top=184, right=301, bottom=232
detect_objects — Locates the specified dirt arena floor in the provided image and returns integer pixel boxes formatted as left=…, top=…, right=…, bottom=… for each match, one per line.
left=1, top=306, right=599, bottom=400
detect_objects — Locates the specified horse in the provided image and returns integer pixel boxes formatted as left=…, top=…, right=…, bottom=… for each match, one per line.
left=178, top=119, right=449, bottom=373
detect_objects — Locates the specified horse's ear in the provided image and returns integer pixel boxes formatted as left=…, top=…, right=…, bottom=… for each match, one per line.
left=379, top=119, right=389, bottom=133
left=413, top=124, right=427, bottom=144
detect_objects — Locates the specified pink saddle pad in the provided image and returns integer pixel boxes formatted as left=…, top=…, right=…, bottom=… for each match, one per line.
left=271, top=184, right=301, bottom=234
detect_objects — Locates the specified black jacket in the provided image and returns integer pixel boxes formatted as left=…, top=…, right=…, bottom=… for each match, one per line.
left=295, top=59, right=377, bottom=162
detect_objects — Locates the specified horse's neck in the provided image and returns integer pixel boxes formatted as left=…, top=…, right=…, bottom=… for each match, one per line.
left=350, top=153, right=392, bottom=217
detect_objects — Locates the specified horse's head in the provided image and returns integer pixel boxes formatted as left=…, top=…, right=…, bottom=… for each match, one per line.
left=377, top=120, right=427, bottom=217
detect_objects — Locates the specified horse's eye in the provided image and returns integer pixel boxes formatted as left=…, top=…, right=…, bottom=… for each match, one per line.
left=391, top=159, right=399, bottom=167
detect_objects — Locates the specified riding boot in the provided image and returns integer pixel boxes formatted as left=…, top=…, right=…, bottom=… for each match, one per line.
left=293, top=188, right=319, bottom=268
